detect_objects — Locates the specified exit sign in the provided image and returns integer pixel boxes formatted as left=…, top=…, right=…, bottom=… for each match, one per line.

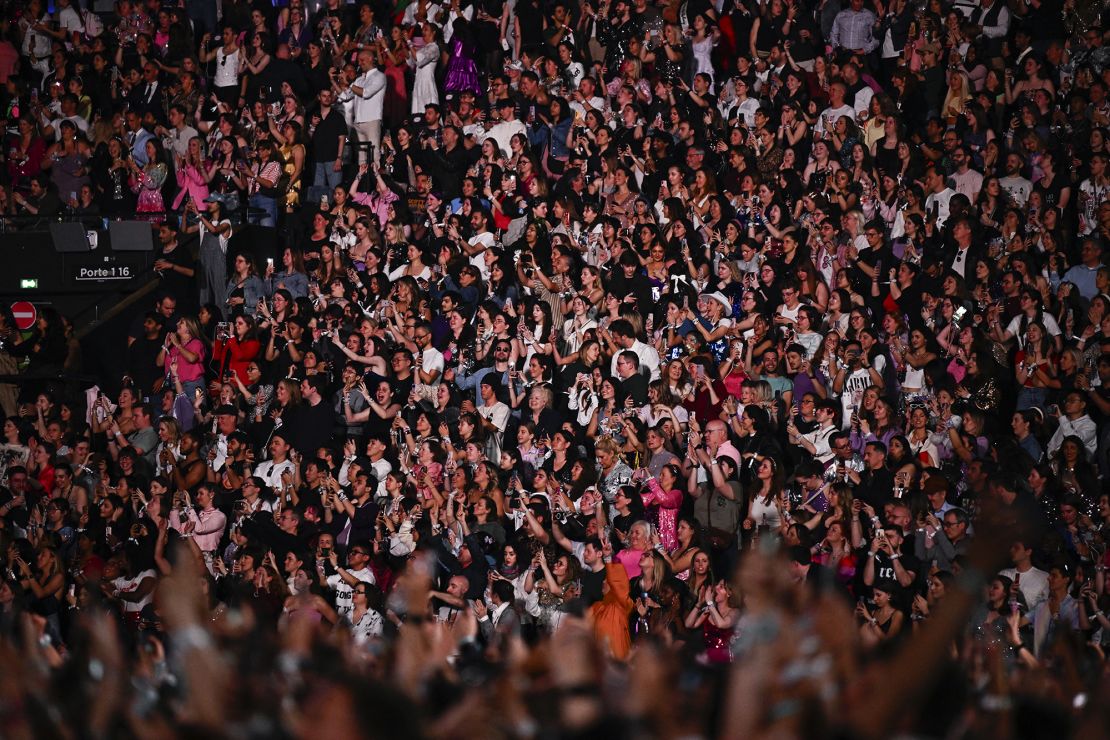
left=20, top=279, right=38, bottom=289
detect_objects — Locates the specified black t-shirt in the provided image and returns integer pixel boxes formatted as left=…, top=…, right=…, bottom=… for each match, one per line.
left=269, top=338, right=306, bottom=381
left=856, top=468, right=895, bottom=510
left=312, top=108, right=348, bottom=163
left=293, top=399, right=336, bottom=456
left=127, top=335, right=165, bottom=396
left=157, top=243, right=197, bottom=309
left=866, top=548, right=923, bottom=595
left=515, top=0, right=545, bottom=49
left=303, top=60, right=332, bottom=96
left=579, top=566, right=605, bottom=605
left=1033, top=173, right=1066, bottom=210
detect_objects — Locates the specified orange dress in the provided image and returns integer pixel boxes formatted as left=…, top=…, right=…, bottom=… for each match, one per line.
left=591, top=564, right=633, bottom=660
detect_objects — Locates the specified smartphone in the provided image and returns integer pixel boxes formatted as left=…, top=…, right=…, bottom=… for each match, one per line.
left=266, top=257, right=274, bottom=268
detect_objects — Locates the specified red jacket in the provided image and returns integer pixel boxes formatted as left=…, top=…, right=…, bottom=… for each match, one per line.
left=212, top=337, right=260, bottom=384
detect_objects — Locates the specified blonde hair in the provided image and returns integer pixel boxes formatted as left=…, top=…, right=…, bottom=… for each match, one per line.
left=942, top=72, right=971, bottom=119
left=277, top=378, right=302, bottom=407
left=752, top=380, right=775, bottom=405
left=177, top=316, right=203, bottom=342
left=595, top=436, right=621, bottom=457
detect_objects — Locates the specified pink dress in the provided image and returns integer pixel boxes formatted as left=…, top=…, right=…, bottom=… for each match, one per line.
left=132, top=163, right=167, bottom=213
left=702, top=620, right=734, bottom=664
left=383, top=56, right=409, bottom=129
left=642, top=479, right=682, bottom=550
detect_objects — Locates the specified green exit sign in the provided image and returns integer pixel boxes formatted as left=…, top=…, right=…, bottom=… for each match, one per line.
left=20, top=279, right=38, bottom=289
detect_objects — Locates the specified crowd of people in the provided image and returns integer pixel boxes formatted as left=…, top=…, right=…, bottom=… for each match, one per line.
left=1, top=0, right=1110, bottom=736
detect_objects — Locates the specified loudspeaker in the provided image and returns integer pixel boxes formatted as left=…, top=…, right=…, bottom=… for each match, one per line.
left=108, top=220, right=155, bottom=252
left=49, top=222, right=94, bottom=252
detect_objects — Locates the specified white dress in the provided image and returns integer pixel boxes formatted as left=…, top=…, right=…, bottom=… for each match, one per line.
left=411, top=42, right=440, bottom=114
left=691, top=36, right=715, bottom=86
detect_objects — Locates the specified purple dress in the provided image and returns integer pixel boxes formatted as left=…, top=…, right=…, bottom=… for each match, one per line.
left=444, top=37, right=480, bottom=95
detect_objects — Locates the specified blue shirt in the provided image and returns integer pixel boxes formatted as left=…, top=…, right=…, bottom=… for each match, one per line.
left=1062, top=262, right=1102, bottom=300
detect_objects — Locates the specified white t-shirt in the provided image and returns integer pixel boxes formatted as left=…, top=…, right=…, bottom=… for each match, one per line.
left=58, top=6, right=85, bottom=45
left=113, top=570, right=157, bottom=614
left=253, top=458, right=296, bottom=490
left=49, top=114, right=89, bottom=138
left=467, top=231, right=497, bottom=279
left=327, top=567, right=376, bottom=619
left=1078, top=178, right=1109, bottom=235
left=924, top=188, right=955, bottom=228
left=999, top=566, right=1050, bottom=611
left=999, top=175, right=1033, bottom=207
left=839, top=367, right=874, bottom=428
left=816, top=103, right=856, bottom=132
left=950, top=168, right=983, bottom=201
left=420, top=347, right=446, bottom=386
left=479, top=401, right=511, bottom=433
left=1005, top=312, right=1062, bottom=347
left=569, top=95, right=607, bottom=120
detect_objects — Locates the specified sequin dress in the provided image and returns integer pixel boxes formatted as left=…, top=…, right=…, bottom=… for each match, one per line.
left=444, top=36, right=480, bottom=95
left=702, top=620, right=734, bottom=664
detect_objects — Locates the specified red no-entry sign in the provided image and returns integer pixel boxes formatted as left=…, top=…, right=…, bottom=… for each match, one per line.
left=11, top=301, right=36, bottom=331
